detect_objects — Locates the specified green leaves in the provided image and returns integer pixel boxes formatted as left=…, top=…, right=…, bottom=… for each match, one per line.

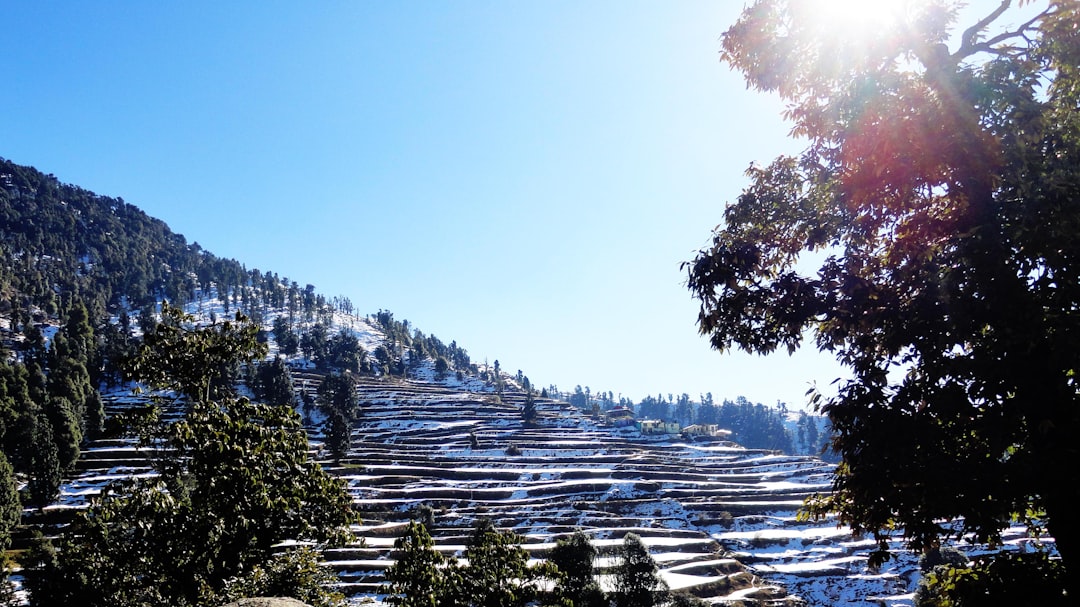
left=385, top=519, right=556, bottom=607
left=38, top=308, right=353, bottom=607
left=612, top=533, right=668, bottom=607
left=384, top=521, right=458, bottom=607
left=128, top=302, right=266, bottom=403
left=691, top=0, right=1080, bottom=592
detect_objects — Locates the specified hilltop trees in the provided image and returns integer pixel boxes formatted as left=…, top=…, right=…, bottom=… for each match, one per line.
left=687, top=0, right=1078, bottom=597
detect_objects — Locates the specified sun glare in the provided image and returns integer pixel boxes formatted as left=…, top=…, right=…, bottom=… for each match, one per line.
left=793, top=0, right=912, bottom=34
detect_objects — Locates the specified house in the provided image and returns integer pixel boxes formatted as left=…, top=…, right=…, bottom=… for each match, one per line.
left=682, top=424, right=732, bottom=438
left=636, top=419, right=681, bottom=435
left=605, top=407, right=635, bottom=427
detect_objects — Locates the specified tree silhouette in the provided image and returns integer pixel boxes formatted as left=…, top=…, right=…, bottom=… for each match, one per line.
left=687, top=0, right=1079, bottom=596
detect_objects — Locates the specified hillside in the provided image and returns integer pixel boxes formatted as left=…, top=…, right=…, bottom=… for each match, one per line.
left=2, top=157, right=1028, bottom=606
left=18, top=290, right=937, bottom=607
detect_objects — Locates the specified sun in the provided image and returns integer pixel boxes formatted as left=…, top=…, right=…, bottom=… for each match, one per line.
left=791, top=0, right=914, bottom=34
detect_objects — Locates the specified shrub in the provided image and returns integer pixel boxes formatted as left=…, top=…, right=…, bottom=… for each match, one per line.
left=915, top=551, right=1067, bottom=607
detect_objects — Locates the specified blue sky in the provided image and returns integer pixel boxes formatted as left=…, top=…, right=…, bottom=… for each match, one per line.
left=2, top=1, right=853, bottom=407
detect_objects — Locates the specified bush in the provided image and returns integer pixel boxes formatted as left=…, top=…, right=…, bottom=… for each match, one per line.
left=715, top=511, right=734, bottom=529
left=413, top=503, right=436, bottom=529
left=915, top=551, right=1068, bottom=607
left=919, top=545, right=967, bottom=573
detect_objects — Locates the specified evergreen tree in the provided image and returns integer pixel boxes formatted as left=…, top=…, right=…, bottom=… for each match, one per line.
left=0, top=453, right=19, bottom=542
left=46, top=331, right=93, bottom=436
left=324, top=409, right=351, bottom=462
left=550, top=530, right=603, bottom=607
left=384, top=521, right=461, bottom=607
left=461, top=519, right=546, bottom=607
left=26, top=410, right=62, bottom=509
left=84, top=389, right=105, bottom=439
left=62, top=301, right=95, bottom=374
left=327, top=329, right=365, bottom=373
left=272, top=315, right=299, bottom=356
left=44, top=395, right=81, bottom=471
left=317, top=372, right=359, bottom=461
left=251, top=356, right=296, bottom=408
left=0, top=361, right=36, bottom=470
left=674, top=394, right=693, bottom=426
left=522, top=381, right=537, bottom=424
left=612, top=533, right=668, bottom=607
left=434, top=356, right=449, bottom=379
left=33, top=308, right=354, bottom=607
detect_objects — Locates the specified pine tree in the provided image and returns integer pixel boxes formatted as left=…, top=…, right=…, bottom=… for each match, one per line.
left=384, top=521, right=460, bottom=607
left=461, top=519, right=545, bottom=607
left=0, top=452, right=20, bottom=604
left=252, top=357, right=296, bottom=408
left=317, top=372, right=359, bottom=461
left=325, top=409, right=351, bottom=462
left=550, top=530, right=603, bottom=607
left=612, top=533, right=668, bottom=607
left=27, top=410, right=62, bottom=509
left=522, top=386, right=537, bottom=424
left=44, top=395, right=81, bottom=472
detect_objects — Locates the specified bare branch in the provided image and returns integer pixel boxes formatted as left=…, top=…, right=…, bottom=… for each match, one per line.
left=960, top=0, right=1012, bottom=53
left=954, top=5, right=1052, bottom=62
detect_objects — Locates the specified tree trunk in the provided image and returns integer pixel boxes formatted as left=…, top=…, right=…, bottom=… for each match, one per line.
left=1044, top=490, right=1076, bottom=598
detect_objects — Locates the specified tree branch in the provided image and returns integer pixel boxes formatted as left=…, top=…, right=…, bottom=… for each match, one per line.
left=954, top=4, right=1053, bottom=63
left=959, top=0, right=1012, bottom=54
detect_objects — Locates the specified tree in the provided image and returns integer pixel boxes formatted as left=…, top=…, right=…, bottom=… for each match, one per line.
left=383, top=521, right=461, bottom=607
left=251, top=356, right=297, bottom=407
left=273, top=315, right=300, bottom=356
left=317, top=372, right=359, bottom=460
left=128, top=301, right=263, bottom=403
left=550, top=530, right=604, bottom=607
left=915, top=551, right=1069, bottom=607
left=44, top=394, right=80, bottom=471
left=522, top=385, right=538, bottom=424
left=0, top=361, right=36, bottom=471
left=434, top=356, right=449, bottom=380
left=32, top=309, right=354, bottom=607
left=0, top=452, right=21, bottom=601
left=686, top=0, right=1078, bottom=595
left=460, top=518, right=547, bottom=607
left=26, top=410, right=61, bottom=509
left=611, top=533, right=668, bottom=607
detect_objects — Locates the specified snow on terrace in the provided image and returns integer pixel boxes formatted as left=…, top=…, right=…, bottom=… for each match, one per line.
left=325, top=383, right=835, bottom=604
left=43, top=293, right=1007, bottom=606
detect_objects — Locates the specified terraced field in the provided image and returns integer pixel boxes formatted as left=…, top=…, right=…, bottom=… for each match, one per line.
left=35, top=372, right=970, bottom=606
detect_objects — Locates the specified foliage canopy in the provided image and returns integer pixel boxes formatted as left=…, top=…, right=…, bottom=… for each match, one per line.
left=30, top=308, right=354, bottom=607
left=686, top=0, right=1078, bottom=596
